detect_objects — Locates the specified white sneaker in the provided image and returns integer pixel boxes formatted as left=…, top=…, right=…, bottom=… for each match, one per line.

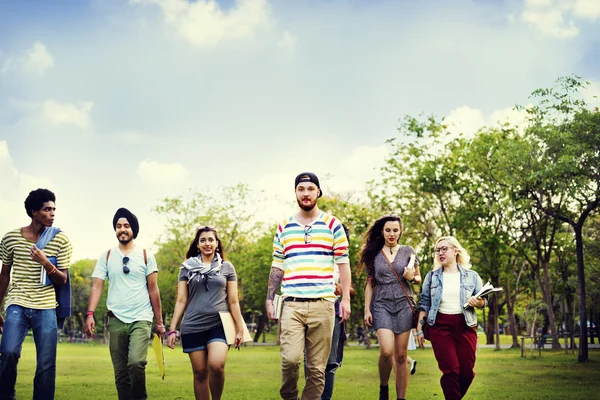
left=410, top=360, right=417, bottom=375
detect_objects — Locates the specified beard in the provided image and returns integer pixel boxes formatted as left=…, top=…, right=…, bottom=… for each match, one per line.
left=117, top=233, right=133, bottom=245
left=297, top=197, right=317, bottom=211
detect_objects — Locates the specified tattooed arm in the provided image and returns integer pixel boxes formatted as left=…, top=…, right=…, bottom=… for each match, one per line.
left=265, top=267, right=284, bottom=320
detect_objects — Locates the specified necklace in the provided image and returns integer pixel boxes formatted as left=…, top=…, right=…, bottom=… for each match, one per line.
left=386, top=244, right=398, bottom=254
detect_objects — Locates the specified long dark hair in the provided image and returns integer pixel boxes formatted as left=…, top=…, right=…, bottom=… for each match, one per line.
left=185, top=226, right=225, bottom=260
left=358, top=215, right=403, bottom=276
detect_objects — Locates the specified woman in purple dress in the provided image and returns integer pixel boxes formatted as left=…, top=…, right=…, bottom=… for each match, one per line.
left=359, top=215, right=421, bottom=400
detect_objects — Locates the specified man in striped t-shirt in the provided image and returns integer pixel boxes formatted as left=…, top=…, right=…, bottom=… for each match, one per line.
left=266, top=172, right=352, bottom=400
left=0, top=188, right=72, bottom=400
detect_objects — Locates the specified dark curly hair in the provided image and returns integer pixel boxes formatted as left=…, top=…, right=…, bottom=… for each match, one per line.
left=358, top=214, right=403, bottom=276
left=24, top=189, right=56, bottom=218
left=185, top=226, right=225, bottom=260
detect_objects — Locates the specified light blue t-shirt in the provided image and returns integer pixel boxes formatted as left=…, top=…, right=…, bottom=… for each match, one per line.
left=92, top=246, right=158, bottom=323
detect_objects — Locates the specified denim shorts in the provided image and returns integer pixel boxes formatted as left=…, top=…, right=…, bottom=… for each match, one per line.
left=181, top=324, right=228, bottom=353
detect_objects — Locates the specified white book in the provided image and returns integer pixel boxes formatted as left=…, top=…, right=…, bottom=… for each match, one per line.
left=463, top=281, right=503, bottom=308
left=273, top=294, right=284, bottom=320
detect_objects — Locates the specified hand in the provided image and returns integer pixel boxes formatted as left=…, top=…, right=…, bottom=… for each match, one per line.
left=340, top=298, right=351, bottom=322
left=417, top=331, right=425, bottom=349
left=266, top=301, right=276, bottom=320
left=30, top=245, right=50, bottom=266
left=334, top=283, right=342, bottom=296
left=155, top=323, right=166, bottom=339
left=0, top=313, right=4, bottom=334
left=402, top=266, right=415, bottom=282
left=166, top=332, right=177, bottom=349
left=234, top=331, right=243, bottom=349
left=84, top=315, right=95, bottom=337
left=467, top=296, right=484, bottom=308
left=364, top=309, right=373, bottom=327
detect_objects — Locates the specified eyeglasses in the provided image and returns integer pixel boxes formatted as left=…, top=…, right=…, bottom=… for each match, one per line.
left=434, top=246, right=452, bottom=255
left=304, top=225, right=312, bottom=244
left=122, top=256, right=130, bottom=274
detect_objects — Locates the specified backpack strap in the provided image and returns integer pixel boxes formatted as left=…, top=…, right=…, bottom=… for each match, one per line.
left=106, top=248, right=147, bottom=267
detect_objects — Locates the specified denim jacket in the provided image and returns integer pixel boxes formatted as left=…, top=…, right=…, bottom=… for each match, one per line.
left=417, top=264, right=487, bottom=328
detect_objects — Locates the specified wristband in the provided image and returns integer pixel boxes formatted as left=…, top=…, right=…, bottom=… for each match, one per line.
left=86, top=311, right=95, bottom=316
left=417, top=331, right=423, bottom=336
left=167, top=331, right=177, bottom=337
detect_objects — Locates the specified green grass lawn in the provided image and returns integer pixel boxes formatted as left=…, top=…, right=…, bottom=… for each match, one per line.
left=11, top=338, right=600, bottom=399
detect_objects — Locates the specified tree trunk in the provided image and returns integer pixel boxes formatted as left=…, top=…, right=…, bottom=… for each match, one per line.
left=494, top=298, right=500, bottom=351
left=574, top=225, right=588, bottom=362
left=538, top=262, right=561, bottom=349
left=505, top=279, right=519, bottom=348
left=485, top=296, right=495, bottom=345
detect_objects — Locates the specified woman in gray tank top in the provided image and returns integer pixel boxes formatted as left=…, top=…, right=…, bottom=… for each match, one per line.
left=166, top=226, right=245, bottom=400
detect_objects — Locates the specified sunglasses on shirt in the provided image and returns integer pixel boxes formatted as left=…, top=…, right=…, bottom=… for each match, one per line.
left=122, top=256, right=130, bottom=274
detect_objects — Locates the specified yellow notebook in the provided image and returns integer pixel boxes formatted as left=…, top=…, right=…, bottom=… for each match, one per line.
left=218, top=311, right=253, bottom=345
left=151, top=334, right=165, bottom=380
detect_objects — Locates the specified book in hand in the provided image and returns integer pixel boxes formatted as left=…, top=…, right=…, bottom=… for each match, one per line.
left=39, top=256, right=58, bottom=285
left=273, top=294, right=283, bottom=320
left=463, top=281, right=503, bottom=308
left=219, top=311, right=253, bottom=345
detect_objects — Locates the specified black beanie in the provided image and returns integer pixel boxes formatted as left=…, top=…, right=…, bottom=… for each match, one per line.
left=113, top=208, right=140, bottom=239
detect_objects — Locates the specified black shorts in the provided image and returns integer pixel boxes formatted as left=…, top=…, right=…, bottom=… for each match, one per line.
left=181, top=324, right=228, bottom=353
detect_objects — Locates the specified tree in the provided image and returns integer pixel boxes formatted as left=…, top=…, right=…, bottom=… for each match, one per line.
left=514, top=76, right=600, bottom=361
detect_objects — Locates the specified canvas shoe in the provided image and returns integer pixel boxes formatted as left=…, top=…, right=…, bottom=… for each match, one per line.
left=409, top=359, right=417, bottom=375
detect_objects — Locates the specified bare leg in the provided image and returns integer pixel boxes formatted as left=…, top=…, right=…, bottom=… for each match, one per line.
left=188, top=351, right=209, bottom=400
left=393, top=331, right=410, bottom=399
left=376, top=329, right=395, bottom=386
left=206, top=342, right=229, bottom=400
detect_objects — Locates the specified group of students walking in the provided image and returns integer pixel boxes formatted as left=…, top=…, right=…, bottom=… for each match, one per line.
left=0, top=172, right=488, bottom=400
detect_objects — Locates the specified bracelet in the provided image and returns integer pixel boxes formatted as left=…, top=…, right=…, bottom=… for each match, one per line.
left=86, top=311, right=95, bottom=316
left=48, top=267, right=58, bottom=275
left=417, top=331, right=423, bottom=335
left=167, top=331, right=177, bottom=337
left=410, top=278, right=417, bottom=284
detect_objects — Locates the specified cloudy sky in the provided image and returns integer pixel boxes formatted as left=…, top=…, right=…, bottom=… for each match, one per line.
left=1, top=0, right=599, bottom=261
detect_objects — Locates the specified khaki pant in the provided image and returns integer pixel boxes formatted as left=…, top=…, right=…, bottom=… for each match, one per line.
left=279, top=300, right=335, bottom=400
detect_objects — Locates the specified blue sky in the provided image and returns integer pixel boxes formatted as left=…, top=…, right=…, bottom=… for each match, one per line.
left=1, top=0, right=599, bottom=260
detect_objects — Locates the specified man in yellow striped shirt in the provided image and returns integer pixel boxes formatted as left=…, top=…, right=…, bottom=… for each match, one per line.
left=0, top=188, right=72, bottom=400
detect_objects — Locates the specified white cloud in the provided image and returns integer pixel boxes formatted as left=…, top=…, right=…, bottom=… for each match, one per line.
left=132, top=0, right=271, bottom=47
left=40, top=100, right=93, bottom=129
left=0, top=141, right=54, bottom=230
left=445, top=106, right=487, bottom=138
left=277, top=30, right=296, bottom=49
left=521, top=0, right=600, bottom=38
left=1, top=42, right=54, bottom=76
left=136, top=160, right=190, bottom=185
left=572, top=0, right=600, bottom=19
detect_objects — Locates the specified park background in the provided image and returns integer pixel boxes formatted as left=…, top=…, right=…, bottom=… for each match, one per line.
left=1, top=0, right=600, bottom=398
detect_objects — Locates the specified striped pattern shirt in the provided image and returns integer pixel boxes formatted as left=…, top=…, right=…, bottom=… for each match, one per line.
left=0, top=228, right=72, bottom=310
left=272, top=213, right=349, bottom=301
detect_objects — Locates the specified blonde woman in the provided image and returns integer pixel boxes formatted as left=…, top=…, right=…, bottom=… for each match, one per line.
left=416, top=236, right=487, bottom=400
